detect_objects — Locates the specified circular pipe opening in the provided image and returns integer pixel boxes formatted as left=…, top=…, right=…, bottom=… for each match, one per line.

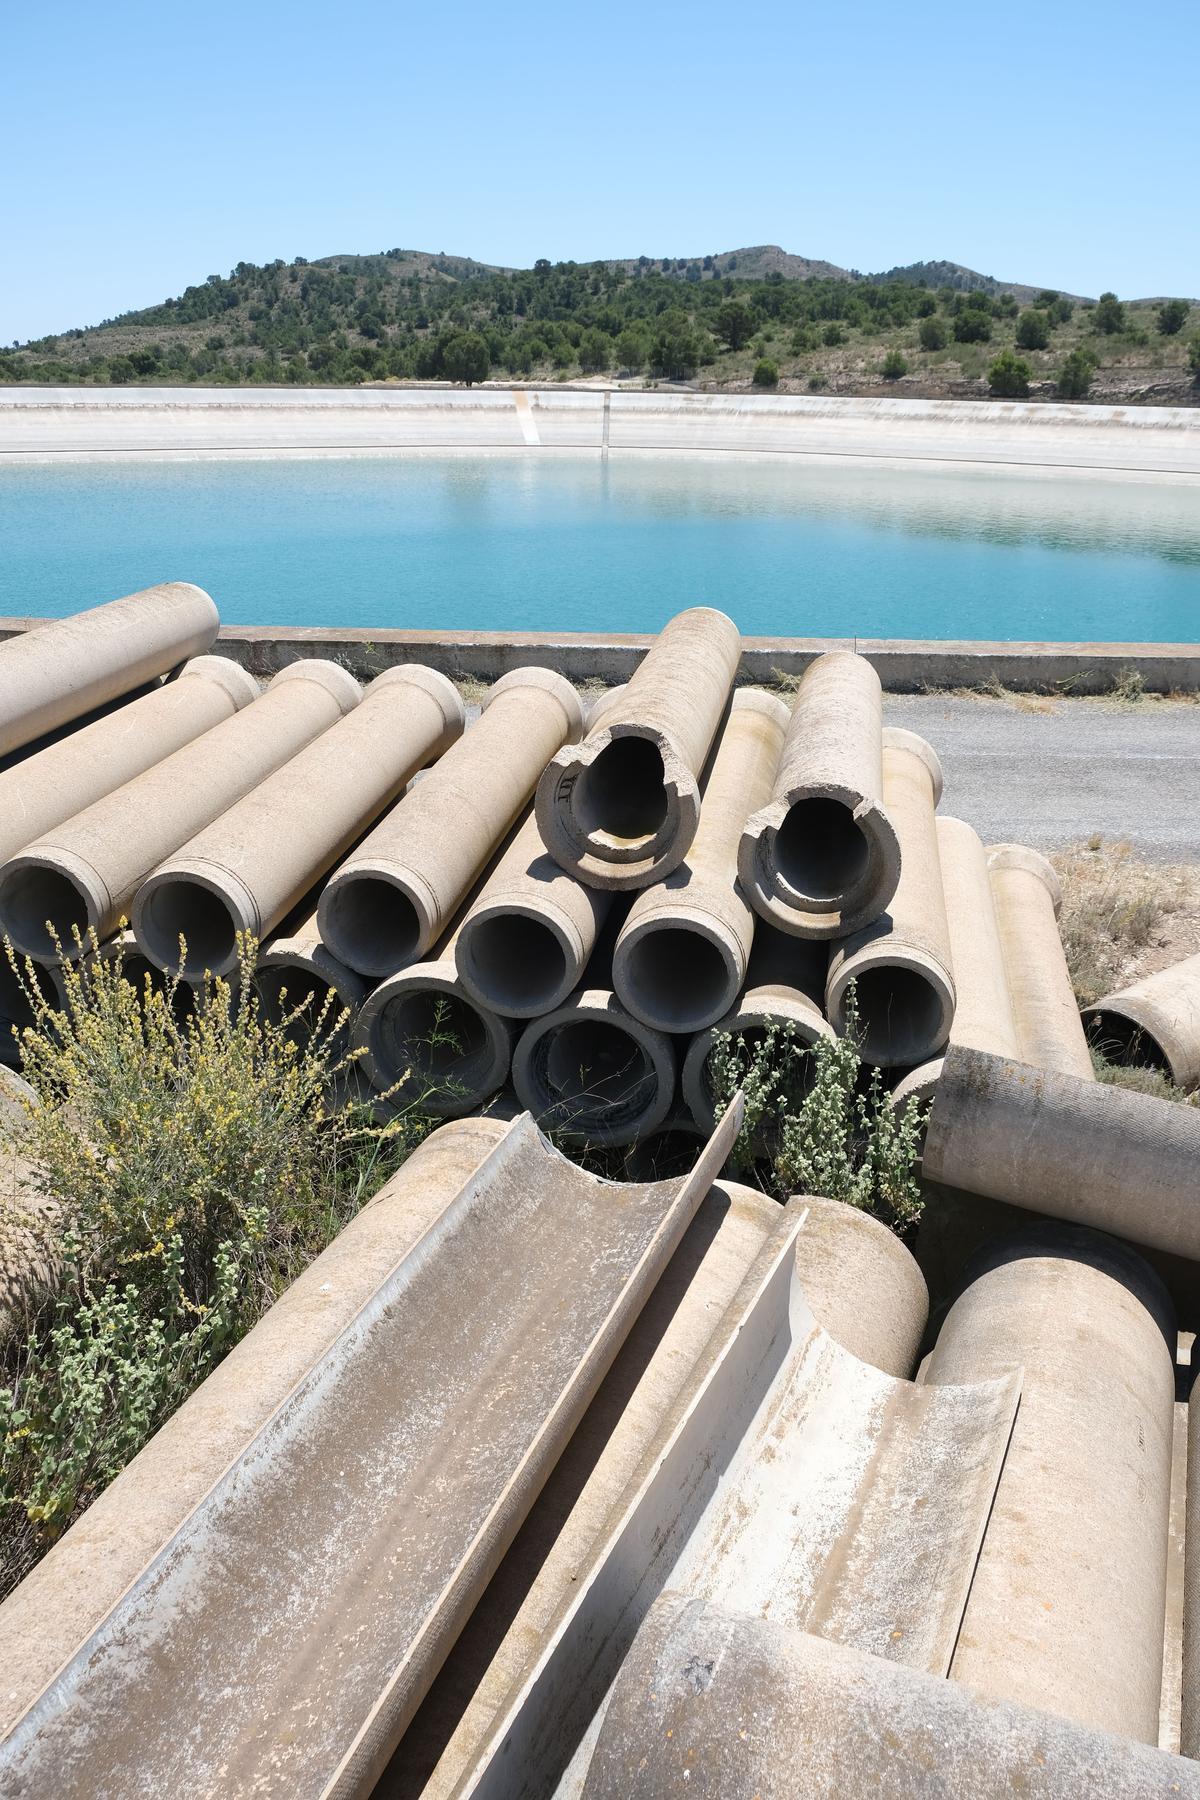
left=461, top=914, right=569, bottom=1015
left=544, top=1019, right=655, bottom=1116
left=850, top=966, right=946, bottom=1066
left=775, top=798, right=870, bottom=903
left=623, top=1125, right=705, bottom=1182
left=0, top=954, right=59, bottom=1059
left=699, top=1020, right=819, bottom=1117
left=323, top=877, right=422, bottom=975
left=139, top=880, right=237, bottom=980
left=574, top=738, right=668, bottom=847
left=1086, top=1010, right=1172, bottom=1076
left=0, top=866, right=91, bottom=961
left=374, top=989, right=491, bottom=1099
left=256, top=967, right=343, bottom=1050
left=621, top=927, right=732, bottom=1033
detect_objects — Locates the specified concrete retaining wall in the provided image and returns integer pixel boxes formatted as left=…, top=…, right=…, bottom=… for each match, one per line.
left=1, top=619, right=1193, bottom=692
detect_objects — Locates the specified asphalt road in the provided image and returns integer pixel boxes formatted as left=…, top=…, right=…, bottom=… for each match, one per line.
left=883, top=695, right=1200, bottom=861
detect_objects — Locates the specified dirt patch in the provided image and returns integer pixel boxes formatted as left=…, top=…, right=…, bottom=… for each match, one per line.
left=1052, top=838, right=1200, bottom=1004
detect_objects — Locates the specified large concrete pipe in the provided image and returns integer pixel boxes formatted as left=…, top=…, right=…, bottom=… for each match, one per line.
left=891, top=814, right=1022, bottom=1106
left=1184, top=1370, right=1200, bottom=1758
left=0, top=584, right=220, bottom=759
left=454, top=808, right=612, bottom=1019
left=738, top=650, right=900, bottom=939
left=791, top=1194, right=929, bottom=1379
left=132, top=666, right=463, bottom=981
left=682, top=925, right=832, bottom=1132
left=580, top=1595, right=1200, bottom=1800
left=513, top=989, right=677, bottom=1146
left=0, top=656, right=259, bottom=867
left=353, top=928, right=514, bottom=1118
left=612, top=688, right=789, bottom=1034
left=826, top=729, right=955, bottom=1067
left=255, top=909, right=368, bottom=1056
left=988, top=841, right=1094, bottom=1080
left=535, top=607, right=740, bottom=891
left=321, top=668, right=584, bottom=979
left=923, top=1044, right=1200, bottom=1260
left=925, top=1222, right=1175, bottom=1742
left=0, top=661, right=359, bottom=965
left=0, top=954, right=59, bottom=1069
left=1085, top=951, right=1200, bottom=1093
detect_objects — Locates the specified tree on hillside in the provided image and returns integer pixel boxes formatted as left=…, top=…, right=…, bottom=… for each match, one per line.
left=987, top=351, right=1032, bottom=397
left=648, top=312, right=701, bottom=380
left=616, top=327, right=648, bottom=373
left=1015, top=310, right=1051, bottom=350
left=1157, top=299, right=1190, bottom=336
left=881, top=350, right=908, bottom=380
left=578, top=329, right=612, bottom=374
left=752, top=358, right=779, bottom=388
left=1094, top=291, right=1125, bottom=334
left=918, top=316, right=947, bottom=351
left=441, top=332, right=490, bottom=385
left=716, top=300, right=754, bottom=351
left=1056, top=346, right=1096, bottom=399
left=1189, top=337, right=1200, bottom=380
left=953, top=309, right=991, bottom=344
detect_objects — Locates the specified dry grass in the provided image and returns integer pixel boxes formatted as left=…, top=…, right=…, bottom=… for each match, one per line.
left=1052, top=838, right=1200, bottom=1008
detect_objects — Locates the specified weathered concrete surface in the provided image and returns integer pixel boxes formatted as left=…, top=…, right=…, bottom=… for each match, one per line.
left=924, top=1046, right=1200, bottom=1259
left=132, top=664, right=464, bottom=980
left=536, top=608, right=740, bottom=892
left=0, top=582, right=219, bottom=758
left=354, top=950, right=514, bottom=1117
left=740, top=651, right=901, bottom=940
left=454, top=808, right=611, bottom=1019
left=0, top=1102, right=742, bottom=1799
left=937, top=816, right=1021, bottom=1059
left=613, top=688, right=788, bottom=1032
left=512, top=987, right=677, bottom=1146
left=926, top=1223, right=1175, bottom=1743
left=827, top=729, right=956, bottom=1066
left=0, top=654, right=259, bottom=866
left=1084, top=950, right=1200, bottom=1092
left=682, top=925, right=832, bottom=1132
left=0, top=660, right=360, bottom=963
left=789, top=1194, right=929, bottom=1379
left=580, top=1595, right=1200, bottom=1799
left=321, top=668, right=583, bottom=978
left=988, top=843, right=1094, bottom=1079
left=255, top=909, right=367, bottom=1054
left=1184, top=1373, right=1200, bottom=1758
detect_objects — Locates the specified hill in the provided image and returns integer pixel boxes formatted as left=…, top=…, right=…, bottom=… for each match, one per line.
left=2, top=247, right=1195, bottom=406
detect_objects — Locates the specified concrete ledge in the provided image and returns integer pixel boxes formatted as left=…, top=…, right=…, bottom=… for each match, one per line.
left=1, top=620, right=1196, bottom=692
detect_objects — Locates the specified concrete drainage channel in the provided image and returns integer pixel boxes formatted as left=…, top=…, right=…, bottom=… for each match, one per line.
left=1, top=584, right=1200, bottom=1795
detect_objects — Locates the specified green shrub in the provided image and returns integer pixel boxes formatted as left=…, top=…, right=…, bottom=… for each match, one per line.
left=918, top=315, right=947, bottom=351
left=1156, top=299, right=1189, bottom=337
left=821, top=322, right=846, bottom=347
left=1094, top=291, right=1125, bottom=335
left=441, top=331, right=490, bottom=385
left=881, top=349, right=908, bottom=380
left=1057, top=346, right=1097, bottom=399
left=988, top=350, right=1032, bottom=397
left=1189, top=337, right=1200, bottom=379
left=1015, top=310, right=1051, bottom=350
left=706, top=988, right=926, bottom=1233
left=0, top=934, right=429, bottom=1595
left=752, top=358, right=779, bottom=388
left=953, top=310, right=991, bottom=344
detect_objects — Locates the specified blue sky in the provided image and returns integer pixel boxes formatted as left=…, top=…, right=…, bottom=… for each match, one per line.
left=3, top=0, right=1196, bottom=344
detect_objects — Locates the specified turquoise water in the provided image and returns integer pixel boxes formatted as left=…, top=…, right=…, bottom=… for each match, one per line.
left=2, top=454, right=1198, bottom=640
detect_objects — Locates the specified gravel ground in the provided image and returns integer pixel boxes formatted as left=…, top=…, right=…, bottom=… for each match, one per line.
left=882, top=694, right=1200, bottom=861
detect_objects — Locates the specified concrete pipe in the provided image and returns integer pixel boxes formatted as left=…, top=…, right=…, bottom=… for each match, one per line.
left=512, top=989, right=677, bottom=1147
left=612, top=688, right=789, bottom=1034
left=738, top=650, right=901, bottom=939
left=620, top=1111, right=708, bottom=1182
left=1084, top=951, right=1200, bottom=1094
left=454, top=808, right=612, bottom=1019
left=133, top=666, right=463, bottom=982
left=84, top=930, right=202, bottom=1027
left=925, top=1222, right=1175, bottom=1742
left=255, top=909, right=368, bottom=1056
left=321, top=668, right=584, bottom=979
left=826, top=729, right=956, bottom=1067
left=791, top=1193, right=929, bottom=1378
left=535, top=607, right=740, bottom=891
left=682, top=925, right=832, bottom=1132
left=0, top=583, right=220, bottom=759
left=353, top=950, right=513, bottom=1119
left=923, top=1044, right=1200, bottom=1261
left=1184, top=1370, right=1200, bottom=1758
left=0, top=656, right=259, bottom=867
left=988, top=842, right=1094, bottom=1080
left=0, top=953, right=60, bottom=1069
left=937, top=815, right=1021, bottom=1059
left=0, top=660, right=361, bottom=966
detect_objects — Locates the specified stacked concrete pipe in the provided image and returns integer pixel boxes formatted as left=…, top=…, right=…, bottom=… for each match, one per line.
left=682, top=923, right=831, bottom=1133
left=132, top=665, right=464, bottom=981
left=255, top=908, right=368, bottom=1055
left=738, top=650, right=900, bottom=939
left=0, top=952, right=60, bottom=1069
left=826, top=728, right=956, bottom=1068
left=513, top=988, right=676, bottom=1147
left=891, top=813, right=1023, bottom=1107
left=535, top=607, right=740, bottom=891
left=923, top=1044, right=1200, bottom=1260
left=0, top=583, right=219, bottom=759
left=925, top=1222, right=1175, bottom=1742
left=454, top=807, right=612, bottom=1019
left=321, top=668, right=584, bottom=978
left=0, top=656, right=259, bottom=867
left=612, top=688, right=789, bottom=1034
left=988, top=841, right=1094, bottom=1080
left=0, top=661, right=360, bottom=965
left=1084, top=950, right=1200, bottom=1093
